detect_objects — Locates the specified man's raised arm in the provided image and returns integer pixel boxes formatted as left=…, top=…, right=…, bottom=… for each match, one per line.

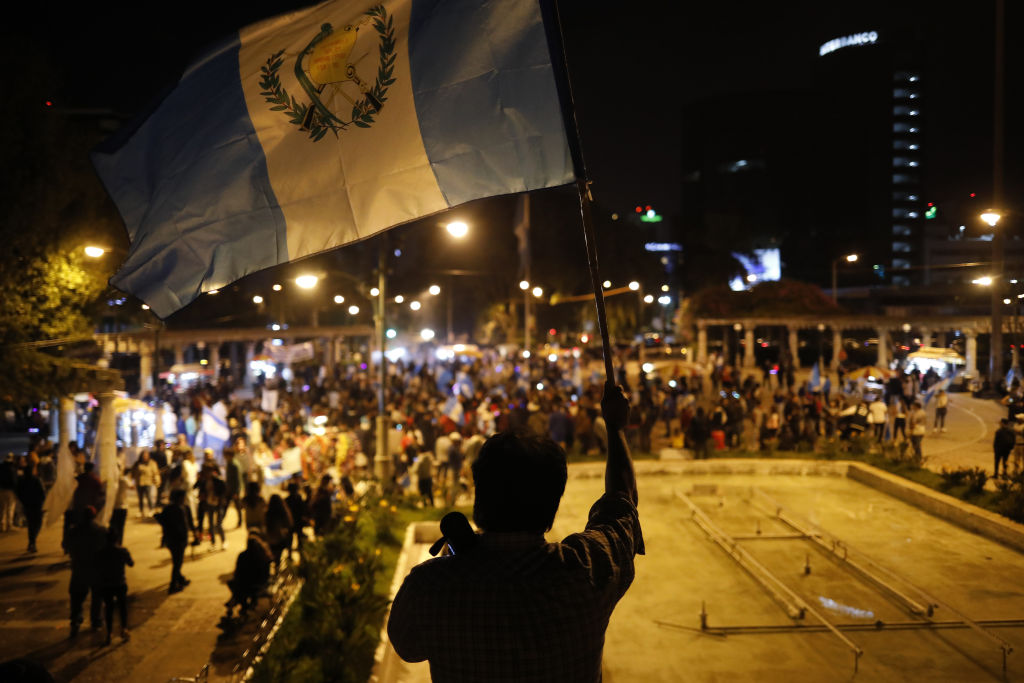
left=601, top=382, right=637, bottom=506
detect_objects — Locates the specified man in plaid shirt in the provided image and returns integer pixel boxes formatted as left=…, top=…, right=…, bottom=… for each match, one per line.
left=388, top=383, right=643, bottom=682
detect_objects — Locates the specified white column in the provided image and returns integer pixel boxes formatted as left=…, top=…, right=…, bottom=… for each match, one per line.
left=697, top=324, right=708, bottom=365
left=154, top=401, right=165, bottom=442
left=210, top=343, right=221, bottom=380
left=876, top=328, right=890, bottom=368
left=831, top=328, right=843, bottom=371
left=743, top=328, right=756, bottom=368
left=244, top=342, right=256, bottom=388
left=44, top=396, right=78, bottom=526
left=97, top=392, right=118, bottom=526
left=139, top=344, right=154, bottom=395
left=919, top=327, right=932, bottom=348
left=966, top=331, right=979, bottom=378
left=788, top=326, right=799, bottom=368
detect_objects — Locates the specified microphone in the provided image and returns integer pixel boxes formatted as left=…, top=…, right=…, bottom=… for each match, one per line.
left=428, top=512, right=478, bottom=556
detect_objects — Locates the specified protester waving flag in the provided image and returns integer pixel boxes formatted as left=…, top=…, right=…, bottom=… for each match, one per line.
left=193, top=404, right=231, bottom=457
left=93, top=0, right=573, bottom=318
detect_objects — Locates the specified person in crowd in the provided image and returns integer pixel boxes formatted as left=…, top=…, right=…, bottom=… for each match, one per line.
left=869, top=394, right=888, bottom=442
left=242, top=481, right=267, bottom=534
left=388, top=383, right=642, bottom=680
left=224, top=534, right=273, bottom=620
left=16, top=461, right=45, bottom=553
left=134, top=450, right=160, bottom=518
left=0, top=453, right=17, bottom=532
left=264, top=494, right=293, bottom=573
left=67, top=506, right=106, bottom=636
left=151, top=439, right=170, bottom=505
left=414, top=449, right=435, bottom=508
left=284, top=481, right=308, bottom=559
left=156, top=489, right=194, bottom=594
left=908, top=400, right=927, bottom=462
left=994, top=418, right=1017, bottom=479
left=311, top=474, right=336, bottom=537
left=94, top=528, right=134, bottom=645
left=195, top=458, right=227, bottom=550
left=687, top=406, right=711, bottom=459
left=71, top=462, right=105, bottom=526
left=181, top=450, right=199, bottom=518
left=223, top=447, right=244, bottom=528
left=933, top=389, right=949, bottom=434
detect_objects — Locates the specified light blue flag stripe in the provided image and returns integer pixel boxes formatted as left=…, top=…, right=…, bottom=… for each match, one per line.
left=94, top=0, right=573, bottom=318
left=409, top=0, right=572, bottom=206
left=94, top=35, right=288, bottom=316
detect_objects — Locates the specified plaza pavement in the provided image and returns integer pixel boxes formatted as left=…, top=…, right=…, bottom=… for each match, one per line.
left=0, top=504, right=260, bottom=683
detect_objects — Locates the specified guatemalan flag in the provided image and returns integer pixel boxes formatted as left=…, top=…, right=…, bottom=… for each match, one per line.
left=193, top=404, right=232, bottom=457
left=93, top=0, right=573, bottom=318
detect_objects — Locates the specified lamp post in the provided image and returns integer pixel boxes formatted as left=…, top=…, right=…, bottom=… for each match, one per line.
left=831, top=253, right=858, bottom=303
left=520, top=279, right=531, bottom=353
left=983, top=210, right=1004, bottom=385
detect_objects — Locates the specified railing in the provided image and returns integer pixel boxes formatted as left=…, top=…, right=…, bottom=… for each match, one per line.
left=230, top=563, right=303, bottom=682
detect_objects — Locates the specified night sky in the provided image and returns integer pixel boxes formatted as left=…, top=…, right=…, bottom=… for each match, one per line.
left=11, top=1, right=1021, bottom=322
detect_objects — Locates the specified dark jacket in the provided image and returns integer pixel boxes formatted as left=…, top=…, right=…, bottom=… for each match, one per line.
left=68, top=521, right=108, bottom=584
left=15, top=472, right=45, bottom=510
left=157, top=503, right=194, bottom=547
left=994, top=426, right=1017, bottom=456
left=95, top=543, right=134, bottom=589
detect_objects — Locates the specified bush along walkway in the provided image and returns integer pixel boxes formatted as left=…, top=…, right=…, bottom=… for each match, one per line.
left=250, top=493, right=439, bottom=683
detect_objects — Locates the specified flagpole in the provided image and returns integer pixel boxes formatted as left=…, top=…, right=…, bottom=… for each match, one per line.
left=541, top=0, right=615, bottom=384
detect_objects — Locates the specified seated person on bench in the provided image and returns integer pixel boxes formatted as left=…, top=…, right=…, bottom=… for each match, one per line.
left=224, top=533, right=273, bottom=618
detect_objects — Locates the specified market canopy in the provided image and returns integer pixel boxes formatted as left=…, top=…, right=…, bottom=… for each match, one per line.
left=907, top=346, right=966, bottom=365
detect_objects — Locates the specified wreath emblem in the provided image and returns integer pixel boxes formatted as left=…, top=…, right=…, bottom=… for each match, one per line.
left=260, top=4, right=395, bottom=141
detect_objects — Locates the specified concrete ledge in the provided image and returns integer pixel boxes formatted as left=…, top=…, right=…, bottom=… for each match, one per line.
left=846, top=461, right=1024, bottom=554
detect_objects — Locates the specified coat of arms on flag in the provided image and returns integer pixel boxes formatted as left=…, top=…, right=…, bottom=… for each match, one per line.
left=261, top=4, right=395, bottom=140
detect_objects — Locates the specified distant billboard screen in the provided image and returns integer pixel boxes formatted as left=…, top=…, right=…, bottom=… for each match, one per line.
left=729, top=248, right=781, bottom=291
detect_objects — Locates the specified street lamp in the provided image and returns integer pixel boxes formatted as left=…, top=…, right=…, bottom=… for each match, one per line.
left=446, top=221, right=468, bottom=238
left=295, top=274, right=318, bottom=289
left=628, top=281, right=640, bottom=291
left=429, top=284, right=441, bottom=296
left=410, top=300, right=421, bottom=311
left=831, top=253, right=858, bottom=303
left=983, top=209, right=1005, bottom=384
left=532, top=286, right=543, bottom=298
left=84, top=245, right=107, bottom=258
left=333, top=294, right=345, bottom=304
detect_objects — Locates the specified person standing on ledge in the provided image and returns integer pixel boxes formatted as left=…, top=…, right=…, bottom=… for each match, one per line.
left=388, top=382, right=643, bottom=682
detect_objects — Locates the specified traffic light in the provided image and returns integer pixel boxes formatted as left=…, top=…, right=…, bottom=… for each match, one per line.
left=925, top=203, right=937, bottom=219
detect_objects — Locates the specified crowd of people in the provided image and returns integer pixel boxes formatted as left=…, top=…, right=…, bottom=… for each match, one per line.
left=0, top=346, right=984, bottom=646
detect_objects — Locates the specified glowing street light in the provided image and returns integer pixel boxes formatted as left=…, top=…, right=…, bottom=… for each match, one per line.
left=334, top=294, right=345, bottom=304
left=519, top=280, right=530, bottom=291
left=660, top=284, right=669, bottom=292
left=628, top=281, right=640, bottom=291
left=532, top=286, right=543, bottom=298
left=295, top=274, right=319, bottom=289
left=429, top=284, right=441, bottom=296
left=446, top=221, right=468, bottom=238
left=386, top=328, right=397, bottom=339
left=657, top=295, right=671, bottom=305
left=643, top=294, right=654, bottom=304
left=252, top=295, right=263, bottom=304
left=410, top=300, right=421, bottom=311
left=831, top=253, right=859, bottom=302
left=84, top=246, right=106, bottom=258
left=370, top=287, right=380, bottom=296
left=973, top=276, right=994, bottom=286
left=272, top=283, right=282, bottom=291
left=141, top=304, right=150, bottom=310
left=981, top=210, right=1002, bottom=227
left=420, top=328, right=435, bottom=341
left=602, top=280, right=611, bottom=289
left=348, top=305, right=360, bottom=315
left=394, top=295, right=404, bottom=304
left=207, top=289, right=219, bottom=295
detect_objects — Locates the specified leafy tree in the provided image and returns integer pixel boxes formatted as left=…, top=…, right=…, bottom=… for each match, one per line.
left=0, top=38, right=123, bottom=404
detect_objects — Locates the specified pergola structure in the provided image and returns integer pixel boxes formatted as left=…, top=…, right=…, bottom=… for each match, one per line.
left=695, top=315, right=1023, bottom=379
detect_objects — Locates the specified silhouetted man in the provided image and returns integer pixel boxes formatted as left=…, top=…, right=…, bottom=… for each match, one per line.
left=388, top=383, right=643, bottom=682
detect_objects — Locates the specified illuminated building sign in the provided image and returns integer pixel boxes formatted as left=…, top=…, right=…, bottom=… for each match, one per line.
left=819, top=31, right=879, bottom=57
left=644, top=242, right=682, bottom=252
